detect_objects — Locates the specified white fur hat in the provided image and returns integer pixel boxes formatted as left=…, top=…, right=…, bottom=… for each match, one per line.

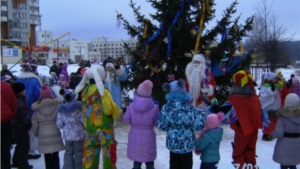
left=192, top=54, right=206, bottom=63
left=285, top=93, right=300, bottom=108
left=75, top=65, right=105, bottom=96
left=105, top=62, right=115, bottom=70
left=265, top=72, right=277, bottom=81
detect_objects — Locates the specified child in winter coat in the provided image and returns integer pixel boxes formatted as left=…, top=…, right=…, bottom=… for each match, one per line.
left=271, top=93, right=300, bottom=169
left=56, top=88, right=84, bottom=169
left=31, top=85, right=65, bottom=169
left=157, top=79, right=206, bottom=169
left=123, top=80, right=160, bottom=169
left=194, top=112, right=224, bottom=169
left=49, top=72, right=59, bottom=86
left=11, top=82, right=33, bottom=169
left=58, top=74, right=68, bottom=89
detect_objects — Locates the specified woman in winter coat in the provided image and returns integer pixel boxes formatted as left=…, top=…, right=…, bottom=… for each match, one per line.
left=157, top=79, right=206, bottom=169
left=31, top=85, right=65, bottom=169
left=271, top=93, right=300, bottom=169
left=123, top=80, right=160, bottom=169
left=56, top=88, right=84, bottom=169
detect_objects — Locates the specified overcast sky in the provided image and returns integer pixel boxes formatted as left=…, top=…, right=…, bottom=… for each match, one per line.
left=39, top=0, right=300, bottom=42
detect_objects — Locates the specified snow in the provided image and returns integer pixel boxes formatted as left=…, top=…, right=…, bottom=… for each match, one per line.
left=6, top=64, right=300, bottom=169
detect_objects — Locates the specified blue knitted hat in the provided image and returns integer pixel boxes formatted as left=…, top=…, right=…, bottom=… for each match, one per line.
left=163, top=79, right=186, bottom=94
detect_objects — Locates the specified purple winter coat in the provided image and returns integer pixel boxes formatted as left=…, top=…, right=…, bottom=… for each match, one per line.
left=60, top=63, right=69, bottom=83
left=271, top=107, right=300, bottom=166
left=123, top=95, right=160, bottom=162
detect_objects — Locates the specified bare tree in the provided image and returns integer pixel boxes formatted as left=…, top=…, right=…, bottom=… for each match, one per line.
left=247, top=0, right=292, bottom=72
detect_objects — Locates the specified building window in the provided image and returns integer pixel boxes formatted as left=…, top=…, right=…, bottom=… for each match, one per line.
left=47, top=35, right=49, bottom=38
left=111, top=44, right=114, bottom=46
left=94, top=49, right=97, bottom=52
left=92, top=45, right=94, bottom=47
left=13, top=3, right=17, bottom=9
left=42, top=34, right=44, bottom=37
left=108, top=44, right=110, bottom=46
left=100, top=44, right=102, bottom=47
left=96, top=45, right=98, bottom=47
left=116, top=44, right=118, bottom=46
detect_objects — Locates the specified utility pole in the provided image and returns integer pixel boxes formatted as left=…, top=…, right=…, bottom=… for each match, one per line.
left=102, top=36, right=108, bottom=60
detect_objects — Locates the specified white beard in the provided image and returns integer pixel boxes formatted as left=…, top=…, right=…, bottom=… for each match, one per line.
left=189, top=64, right=203, bottom=103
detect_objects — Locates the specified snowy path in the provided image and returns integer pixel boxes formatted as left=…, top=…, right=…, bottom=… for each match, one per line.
left=10, top=118, right=299, bottom=169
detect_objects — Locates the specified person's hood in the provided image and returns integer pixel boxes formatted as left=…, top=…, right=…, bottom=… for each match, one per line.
left=58, top=101, right=82, bottom=114
left=62, top=64, right=68, bottom=71
left=277, top=107, right=300, bottom=125
left=31, top=98, right=60, bottom=116
left=206, top=127, right=223, bottom=142
left=131, top=95, right=155, bottom=112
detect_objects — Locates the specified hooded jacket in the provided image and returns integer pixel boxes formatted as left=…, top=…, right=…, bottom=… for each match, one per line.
left=157, top=93, right=206, bottom=154
left=123, top=94, right=160, bottom=162
left=56, top=101, right=84, bottom=141
left=195, top=127, right=223, bottom=162
left=31, top=98, right=64, bottom=153
left=271, top=107, right=300, bottom=166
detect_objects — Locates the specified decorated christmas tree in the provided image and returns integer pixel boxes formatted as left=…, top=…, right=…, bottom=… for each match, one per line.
left=118, top=0, right=254, bottom=107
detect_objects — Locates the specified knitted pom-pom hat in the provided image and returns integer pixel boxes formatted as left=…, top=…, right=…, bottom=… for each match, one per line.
left=59, top=88, right=78, bottom=102
left=40, top=85, right=55, bottom=99
left=137, top=80, right=153, bottom=97
left=162, top=78, right=186, bottom=94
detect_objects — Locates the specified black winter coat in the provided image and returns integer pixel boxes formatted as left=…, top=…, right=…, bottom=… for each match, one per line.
left=11, top=95, right=32, bottom=134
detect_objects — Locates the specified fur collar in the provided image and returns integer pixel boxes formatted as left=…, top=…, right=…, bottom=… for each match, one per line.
left=18, top=72, right=42, bottom=85
left=165, top=93, right=192, bottom=101
left=31, top=98, right=60, bottom=111
left=277, top=107, right=300, bottom=117
left=58, top=101, right=82, bottom=114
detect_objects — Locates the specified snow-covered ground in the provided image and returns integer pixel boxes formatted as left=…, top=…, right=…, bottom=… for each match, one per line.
left=5, top=64, right=300, bottom=169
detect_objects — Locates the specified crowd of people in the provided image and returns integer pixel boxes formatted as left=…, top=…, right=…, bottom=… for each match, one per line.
left=1, top=54, right=300, bottom=169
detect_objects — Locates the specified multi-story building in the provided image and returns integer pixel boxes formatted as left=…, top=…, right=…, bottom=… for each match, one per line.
left=90, top=38, right=137, bottom=63
left=1, top=0, right=41, bottom=46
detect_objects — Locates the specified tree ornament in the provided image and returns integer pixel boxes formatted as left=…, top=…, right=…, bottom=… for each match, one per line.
left=174, top=65, right=178, bottom=72
left=162, top=63, right=167, bottom=71
left=167, top=73, right=175, bottom=82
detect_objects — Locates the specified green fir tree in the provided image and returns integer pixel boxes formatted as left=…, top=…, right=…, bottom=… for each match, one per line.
left=118, top=0, right=254, bottom=108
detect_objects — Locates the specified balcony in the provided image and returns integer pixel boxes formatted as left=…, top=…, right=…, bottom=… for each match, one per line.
left=1, top=6, right=7, bottom=11
left=1, top=16, right=7, bottom=22
left=30, top=20, right=40, bottom=25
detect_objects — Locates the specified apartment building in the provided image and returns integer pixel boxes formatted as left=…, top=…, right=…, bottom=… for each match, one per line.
left=1, top=0, right=41, bottom=46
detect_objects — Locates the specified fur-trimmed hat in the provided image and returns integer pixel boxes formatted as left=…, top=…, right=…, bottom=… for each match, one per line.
left=75, top=65, right=105, bottom=95
left=105, top=62, right=115, bottom=70
left=192, top=54, right=206, bottom=63
left=20, top=57, right=38, bottom=72
left=285, top=93, right=300, bottom=108
left=59, top=88, right=78, bottom=102
left=40, top=85, right=55, bottom=99
left=162, top=79, right=186, bottom=94
left=137, top=80, right=153, bottom=97
left=12, top=82, right=25, bottom=95
left=265, top=72, right=277, bottom=81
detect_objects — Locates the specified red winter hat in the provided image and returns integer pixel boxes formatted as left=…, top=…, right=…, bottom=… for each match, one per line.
left=40, top=85, right=55, bottom=99
left=137, top=80, right=153, bottom=97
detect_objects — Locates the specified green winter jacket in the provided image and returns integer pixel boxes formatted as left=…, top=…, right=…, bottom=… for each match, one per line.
left=195, top=127, right=223, bottom=163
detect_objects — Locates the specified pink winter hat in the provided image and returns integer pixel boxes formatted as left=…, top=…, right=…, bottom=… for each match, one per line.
left=137, top=80, right=153, bottom=97
left=40, top=85, right=55, bottom=99
left=205, top=112, right=224, bottom=129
